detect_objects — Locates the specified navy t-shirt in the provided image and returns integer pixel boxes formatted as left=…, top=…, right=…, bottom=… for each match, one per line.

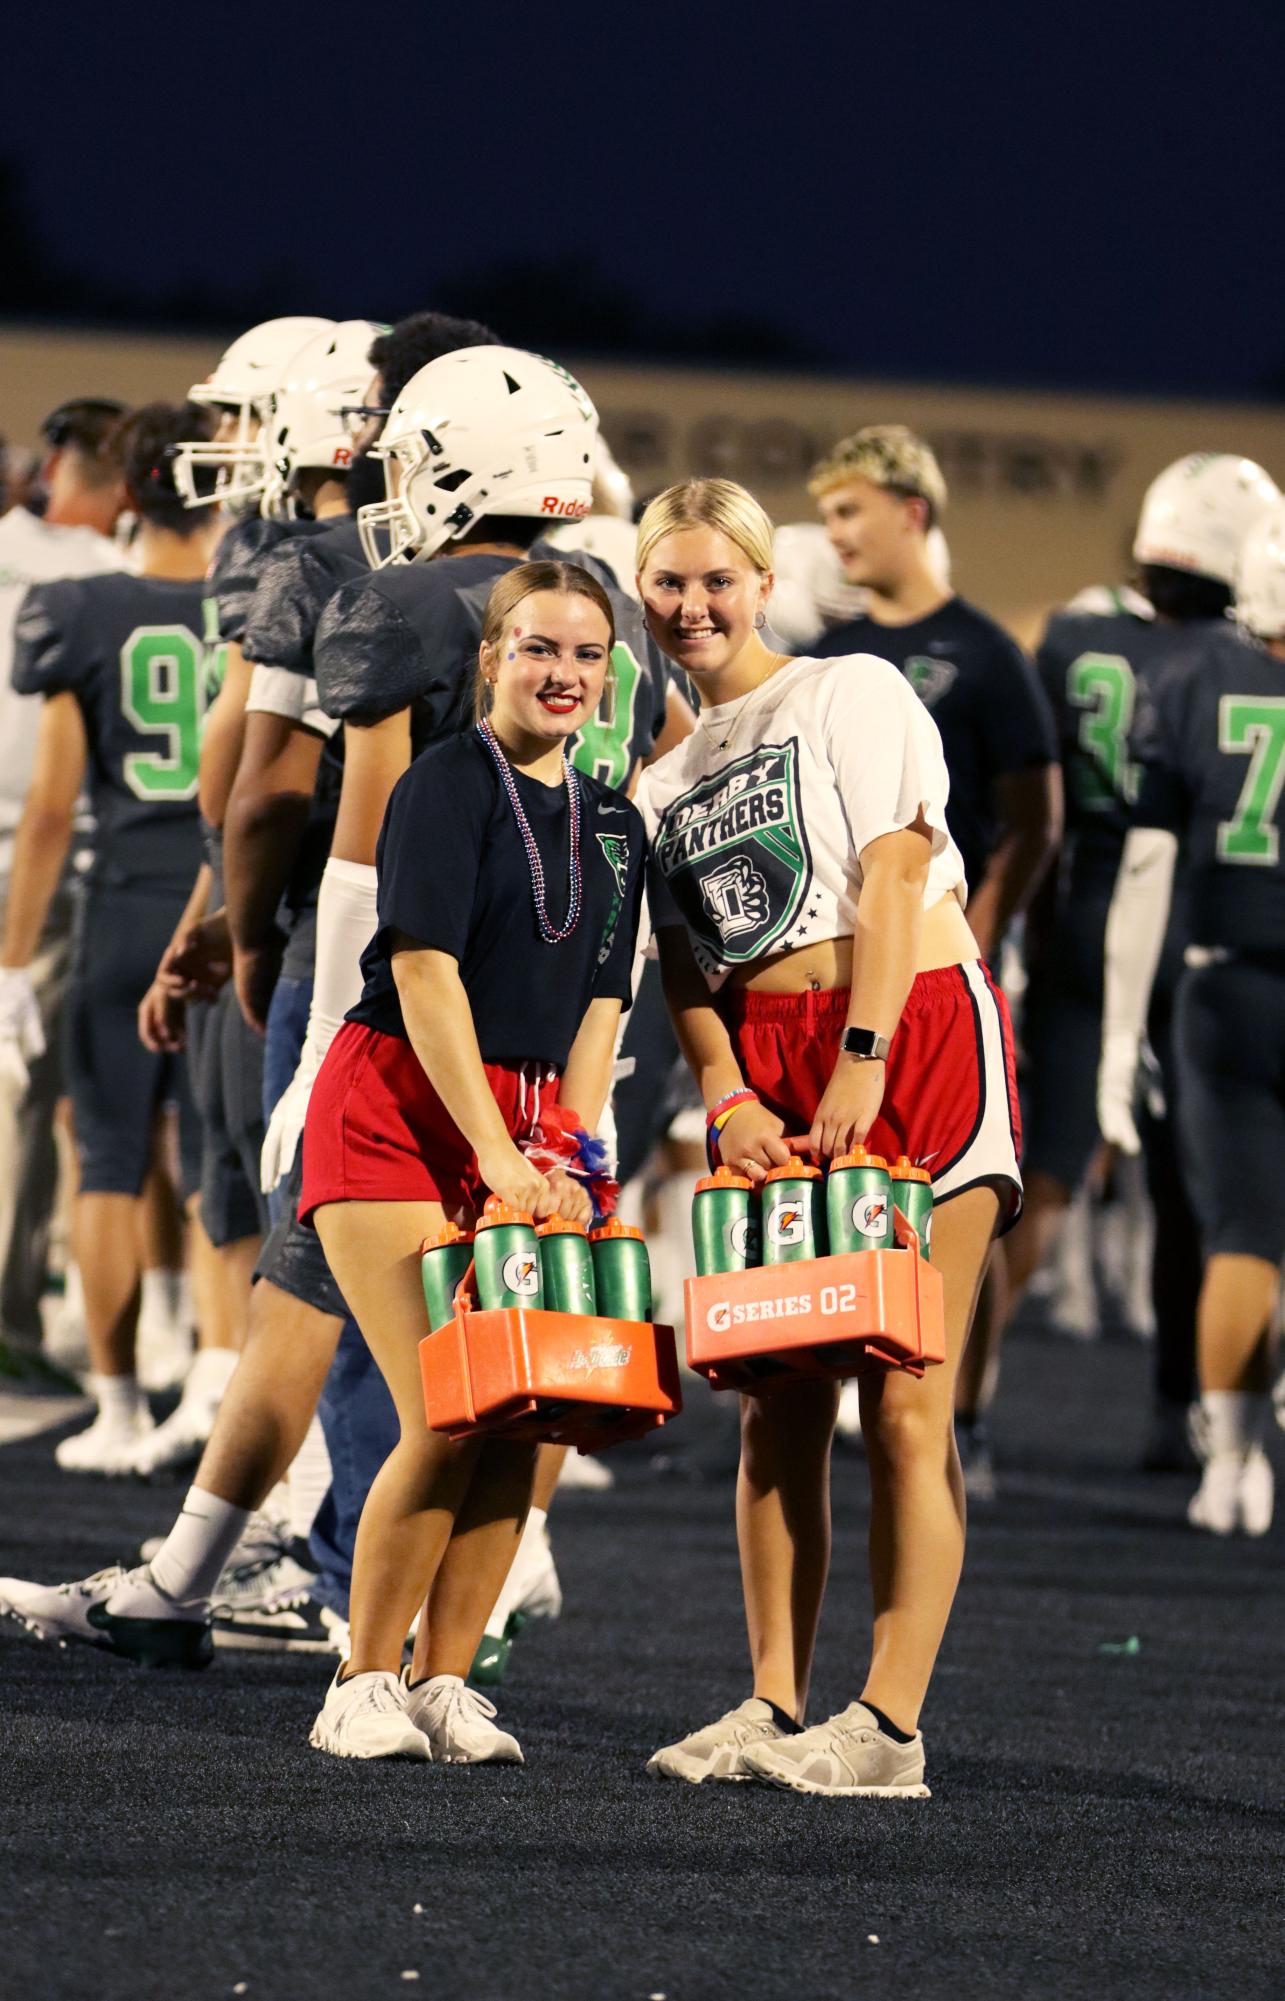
left=349, top=729, right=646, bottom=1067
left=1132, top=622, right=1285, bottom=957
left=816, top=594, right=1055, bottom=890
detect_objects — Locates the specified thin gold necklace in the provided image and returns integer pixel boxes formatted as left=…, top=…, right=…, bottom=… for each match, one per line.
left=698, top=652, right=791, bottom=753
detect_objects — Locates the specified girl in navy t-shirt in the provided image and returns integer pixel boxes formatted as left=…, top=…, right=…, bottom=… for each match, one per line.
left=301, top=559, right=644, bottom=1765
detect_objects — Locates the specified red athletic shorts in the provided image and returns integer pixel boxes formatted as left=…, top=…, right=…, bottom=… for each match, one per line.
left=299, top=1021, right=560, bottom=1224
left=726, top=962, right=1022, bottom=1226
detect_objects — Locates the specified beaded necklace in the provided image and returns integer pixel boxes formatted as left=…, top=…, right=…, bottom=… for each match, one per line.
left=477, top=718, right=583, bottom=944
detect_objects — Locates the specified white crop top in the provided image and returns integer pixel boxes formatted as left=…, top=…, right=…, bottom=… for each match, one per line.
left=635, top=653, right=966, bottom=990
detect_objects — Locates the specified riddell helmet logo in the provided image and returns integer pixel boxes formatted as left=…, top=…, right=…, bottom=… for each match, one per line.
left=767, top=1200, right=806, bottom=1247
left=540, top=496, right=590, bottom=518
left=501, top=1251, right=540, bottom=1297
left=331, top=445, right=353, bottom=468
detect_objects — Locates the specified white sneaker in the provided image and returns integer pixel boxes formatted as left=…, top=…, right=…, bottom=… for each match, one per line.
left=127, top=1350, right=237, bottom=1477
left=741, top=1701, right=931, bottom=1798
left=1188, top=1451, right=1246, bottom=1535
left=55, top=1404, right=154, bottom=1475
left=0, top=1564, right=126, bottom=1645
left=309, top=1667, right=432, bottom=1760
left=557, top=1452, right=615, bottom=1491
left=1237, top=1446, right=1274, bottom=1536
left=402, top=1672, right=523, bottom=1764
left=834, top=1382, right=863, bottom=1441
left=646, top=1697, right=784, bottom=1783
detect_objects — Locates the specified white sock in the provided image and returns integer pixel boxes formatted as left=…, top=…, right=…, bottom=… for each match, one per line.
left=483, top=1507, right=549, bottom=1638
left=181, top=1346, right=239, bottom=1406
left=140, top=1268, right=177, bottom=1327
left=149, top=1485, right=250, bottom=1602
left=92, top=1373, right=144, bottom=1422
left=1201, top=1390, right=1269, bottom=1457
left=286, top=1417, right=332, bottom=1541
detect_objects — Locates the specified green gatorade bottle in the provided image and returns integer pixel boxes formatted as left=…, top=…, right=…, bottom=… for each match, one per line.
left=589, top=1219, right=652, bottom=1321
left=420, top=1221, right=475, bottom=1332
left=536, top=1216, right=597, bottom=1315
left=890, top=1157, right=933, bottom=1259
left=474, top=1196, right=544, bottom=1309
left=761, top=1157, right=825, bottom=1265
left=826, top=1148, right=894, bottom=1253
left=692, top=1166, right=759, bottom=1276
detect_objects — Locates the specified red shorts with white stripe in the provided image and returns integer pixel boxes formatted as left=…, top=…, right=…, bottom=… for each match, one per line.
left=726, top=961, right=1023, bottom=1228
left=299, top=1020, right=560, bottom=1224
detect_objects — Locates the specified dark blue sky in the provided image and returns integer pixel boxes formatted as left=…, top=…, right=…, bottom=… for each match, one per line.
left=8, top=3, right=1285, bottom=397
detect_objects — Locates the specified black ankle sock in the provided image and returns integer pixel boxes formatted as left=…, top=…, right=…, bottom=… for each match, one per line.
left=862, top=1701, right=914, bottom=1744
left=765, top=1700, right=803, bottom=1735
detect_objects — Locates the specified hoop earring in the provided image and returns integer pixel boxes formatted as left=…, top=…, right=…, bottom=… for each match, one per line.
left=754, top=610, right=766, bottom=630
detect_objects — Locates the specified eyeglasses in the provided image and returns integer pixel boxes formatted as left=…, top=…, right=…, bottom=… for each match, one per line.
left=338, top=403, right=390, bottom=440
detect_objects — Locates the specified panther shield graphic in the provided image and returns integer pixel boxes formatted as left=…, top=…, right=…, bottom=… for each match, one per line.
left=653, top=741, right=811, bottom=962
left=903, top=655, right=958, bottom=708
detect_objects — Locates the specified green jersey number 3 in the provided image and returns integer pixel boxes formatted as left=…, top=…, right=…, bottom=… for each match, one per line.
left=119, top=626, right=204, bottom=801
left=1067, top=652, right=1138, bottom=810
left=1217, top=695, right=1285, bottom=865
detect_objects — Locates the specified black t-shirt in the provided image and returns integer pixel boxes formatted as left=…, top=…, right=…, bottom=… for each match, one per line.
left=1132, top=622, right=1285, bottom=956
left=348, top=729, right=646, bottom=1067
left=1035, top=602, right=1227, bottom=900
left=816, top=594, right=1055, bottom=890
left=240, top=517, right=366, bottom=974
left=313, top=541, right=670, bottom=786
left=12, top=571, right=205, bottom=885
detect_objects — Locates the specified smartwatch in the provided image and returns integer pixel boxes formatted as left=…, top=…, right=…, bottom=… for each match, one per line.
left=840, top=1027, right=891, bottom=1062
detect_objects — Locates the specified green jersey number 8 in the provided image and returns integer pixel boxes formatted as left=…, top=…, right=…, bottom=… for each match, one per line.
left=119, top=626, right=204, bottom=801
left=571, top=642, right=642, bottom=789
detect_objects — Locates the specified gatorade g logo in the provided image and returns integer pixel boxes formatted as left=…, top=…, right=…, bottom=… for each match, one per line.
left=852, top=1194, right=888, bottom=1239
left=728, top=1215, right=753, bottom=1261
left=707, top=1300, right=732, bottom=1334
left=766, top=1199, right=806, bottom=1248
left=501, top=1250, right=540, bottom=1297
left=652, top=741, right=812, bottom=962
left=922, top=1213, right=933, bottom=1251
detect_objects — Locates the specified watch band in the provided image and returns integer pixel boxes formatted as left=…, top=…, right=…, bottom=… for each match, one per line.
left=840, top=1027, right=891, bottom=1062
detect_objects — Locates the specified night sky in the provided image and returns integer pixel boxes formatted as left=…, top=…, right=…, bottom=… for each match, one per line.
left=7, top=3, right=1285, bottom=398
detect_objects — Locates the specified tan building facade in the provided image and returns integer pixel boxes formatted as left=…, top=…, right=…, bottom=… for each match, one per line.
left=4, top=322, right=1284, bottom=642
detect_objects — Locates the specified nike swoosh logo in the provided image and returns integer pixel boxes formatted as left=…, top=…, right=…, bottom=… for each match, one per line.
left=597, top=804, right=628, bottom=814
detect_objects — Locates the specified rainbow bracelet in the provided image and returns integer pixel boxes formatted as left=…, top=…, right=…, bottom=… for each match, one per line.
left=705, top=1089, right=759, bottom=1168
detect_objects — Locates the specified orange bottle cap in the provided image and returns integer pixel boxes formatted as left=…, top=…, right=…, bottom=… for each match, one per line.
left=535, top=1215, right=589, bottom=1238
left=890, top=1156, right=932, bottom=1184
left=694, top=1166, right=752, bottom=1193
left=419, top=1220, right=475, bottom=1253
left=830, top=1147, right=889, bottom=1172
left=589, top=1218, right=644, bottom=1242
left=477, top=1196, right=535, bottom=1229
left=764, top=1155, right=822, bottom=1183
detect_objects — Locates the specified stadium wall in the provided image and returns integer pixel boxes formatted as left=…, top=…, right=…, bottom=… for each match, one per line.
left=4, top=323, right=1284, bottom=643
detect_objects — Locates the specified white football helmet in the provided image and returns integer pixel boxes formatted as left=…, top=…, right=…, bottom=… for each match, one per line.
left=357, top=345, right=597, bottom=568
left=261, top=320, right=388, bottom=519
left=1133, top=452, right=1280, bottom=585
left=1236, top=500, right=1285, bottom=641
left=172, top=316, right=334, bottom=513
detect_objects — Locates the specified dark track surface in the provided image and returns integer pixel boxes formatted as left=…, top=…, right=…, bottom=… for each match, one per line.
left=2, top=1328, right=1282, bottom=2001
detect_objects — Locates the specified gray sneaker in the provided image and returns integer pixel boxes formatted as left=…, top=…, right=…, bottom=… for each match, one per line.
left=742, top=1701, right=931, bottom=1797
left=646, top=1697, right=784, bottom=1783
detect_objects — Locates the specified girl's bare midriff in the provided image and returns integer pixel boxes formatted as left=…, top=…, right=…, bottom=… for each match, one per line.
left=728, top=890, right=978, bottom=994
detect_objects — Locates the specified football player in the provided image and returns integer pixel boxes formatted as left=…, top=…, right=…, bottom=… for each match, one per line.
left=0, top=398, right=127, bottom=1374
left=1022, top=454, right=1280, bottom=1471
left=1, top=405, right=219, bottom=1472
left=1098, top=493, right=1285, bottom=1535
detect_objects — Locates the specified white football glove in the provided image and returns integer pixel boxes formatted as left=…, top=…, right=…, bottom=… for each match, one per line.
left=260, top=1033, right=321, bottom=1193
left=0, top=967, right=45, bottom=1098
left=1097, top=1028, right=1142, bottom=1156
